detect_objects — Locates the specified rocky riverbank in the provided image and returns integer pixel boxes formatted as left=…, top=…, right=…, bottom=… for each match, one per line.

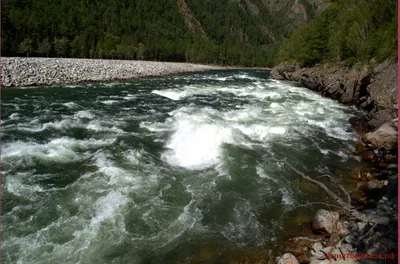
left=1, top=57, right=224, bottom=87
left=271, top=61, right=398, bottom=264
left=270, top=60, right=398, bottom=132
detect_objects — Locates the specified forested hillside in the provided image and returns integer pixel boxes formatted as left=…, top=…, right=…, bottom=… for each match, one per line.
left=276, top=0, right=398, bottom=67
left=2, top=0, right=325, bottom=66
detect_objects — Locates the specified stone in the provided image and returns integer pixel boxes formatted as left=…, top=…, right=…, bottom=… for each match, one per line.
left=313, top=250, right=327, bottom=260
left=384, top=154, right=397, bottom=162
left=349, top=167, right=369, bottom=181
left=344, top=232, right=358, bottom=244
left=360, top=151, right=375, bottom=162
left=349, top=116, right=360, bottom=127
left=354, top=141, right=366, bottom=154
left=311, top=210, right=340, bottom=236
left=366, top=179, right=384, bottom=190
left=364, top=119, right=398, bottom=150
left=310, top=242, right=323, bottom=256
left=328, top=233, right=341, bottom=245
left=309, top=259, right=330, bottom=264
left=277, top=253, right=299, bottom=264
left=336, top=221, right=350, bottom=236
left=378, top=160, right=388, bottom=168
left=283, top=233, right=325, bottom=262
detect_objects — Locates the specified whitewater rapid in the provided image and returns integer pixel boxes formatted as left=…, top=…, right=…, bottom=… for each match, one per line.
left=2, top=70, right=361, bottom=263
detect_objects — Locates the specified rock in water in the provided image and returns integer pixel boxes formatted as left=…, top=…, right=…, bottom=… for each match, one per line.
left=311, top=210, right=339, bottom=236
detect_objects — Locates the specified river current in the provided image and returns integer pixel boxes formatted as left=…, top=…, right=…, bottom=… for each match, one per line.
left=2, top=70, right=361, bottom=263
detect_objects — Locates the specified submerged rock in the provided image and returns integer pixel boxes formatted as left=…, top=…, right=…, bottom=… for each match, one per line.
left=283, top=233, right=325, bottom=263
left=349, top=167, right=376, bottom=181
left=354, top=141, right=366, bottom=154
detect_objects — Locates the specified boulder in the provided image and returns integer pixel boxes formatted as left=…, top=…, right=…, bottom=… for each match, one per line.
left=277, top=253, right=299, bottom=264
left=364, top=118, right=398, bottom=150
left=311, top=210, right=340, bottom=236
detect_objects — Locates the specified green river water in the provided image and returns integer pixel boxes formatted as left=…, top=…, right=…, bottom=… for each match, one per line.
left=2, top=70, right=361, bottom=263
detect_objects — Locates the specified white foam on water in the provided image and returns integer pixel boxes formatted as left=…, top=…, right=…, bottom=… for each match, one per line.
left=152, top=89, right=189, bottom=100
left=9, top=113, right=21, bottom=120
left=125, top=149, right=144, bottom=165
left=63, top=102, right=78, bottom=108
left=140, top=121, right=173, bottom=132
left=93, top=152, right=142, bottom=186
left=279, top=188, right=294, bottom=207
left=5, top=174, right=44, bottom=201
left=233, top=124, right=287, bottom=141
left=90, top=190, right=129, bottom=229
left=256, top=165, right=279, bottom=183
left=100, top=100, right=119, bottom=105
left=221, top=201, right=266, bottom=247
left=2, top=71, right=361, bottom=263
left=163, top=119, right=233, bottom=170
left=74, top=110, right=95, bottom=119
left=86, top=121, right=125, bottom=134
left=122, top=94, right=137, bottom=100
left=2, top=137, right=116, bottom=166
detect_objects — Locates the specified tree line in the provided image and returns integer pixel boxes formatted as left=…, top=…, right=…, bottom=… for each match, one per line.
left=276, top=0, right=398, bottom=67
left=2, top=0, right=292, bottom=66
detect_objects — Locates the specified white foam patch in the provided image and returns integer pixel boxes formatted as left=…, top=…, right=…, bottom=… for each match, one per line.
left=163, top=119, right=233, bottom=170
left=90, top=190, right=129, bottom=228
left=100, top=100, right=119, bottom=105
left=6, top=174, right=45, bottom=200
left=86, top=121, right=125, bottom=134
left=140, top=121, right=172, bottom=132
left=125, top=149, right=144, bottom=165
left=2, top=137, right=116, bottom=165
left=9, top=113, right=21, bottom=120
left=74, top=110, right=95, bottom=119
left=256, top=165, right=279, bottom=183
left=152, top=89, right=189, bottom=101
left=279, top=188, right=294, bottom=207
left=63, top=102, right=78, bottom=108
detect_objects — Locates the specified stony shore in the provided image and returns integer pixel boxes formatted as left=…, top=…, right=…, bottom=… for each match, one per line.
left=270, top=59, right=398, bottom=132
left=271, top=61, right=398, bottom=264
left=1, top=57, right=225, bottom=87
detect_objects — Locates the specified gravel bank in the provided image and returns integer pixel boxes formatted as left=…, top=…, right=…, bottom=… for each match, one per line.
left=1, top=57, right=225, bottom=87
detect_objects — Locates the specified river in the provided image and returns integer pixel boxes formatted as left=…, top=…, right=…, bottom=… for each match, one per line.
left=2, top=70, right=361, bottom=263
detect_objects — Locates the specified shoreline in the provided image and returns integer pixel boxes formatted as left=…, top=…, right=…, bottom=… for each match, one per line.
left=271, top=62, right=398, bottom=264
left=1, top=57, right=228, bottom=88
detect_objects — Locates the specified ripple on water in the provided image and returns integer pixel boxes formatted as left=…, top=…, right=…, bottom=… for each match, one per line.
left=1, top=70, right=362, bottom=263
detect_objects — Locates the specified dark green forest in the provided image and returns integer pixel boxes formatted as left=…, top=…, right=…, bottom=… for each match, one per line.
left=2, top=0, right=295, bottom=66
left=276, top=0, right=398, bottom=67
left=2, top=0, right=397, bottom=67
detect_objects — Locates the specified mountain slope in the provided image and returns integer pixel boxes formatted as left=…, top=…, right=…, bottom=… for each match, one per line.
left=276, top=0, right=397, bottom=66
